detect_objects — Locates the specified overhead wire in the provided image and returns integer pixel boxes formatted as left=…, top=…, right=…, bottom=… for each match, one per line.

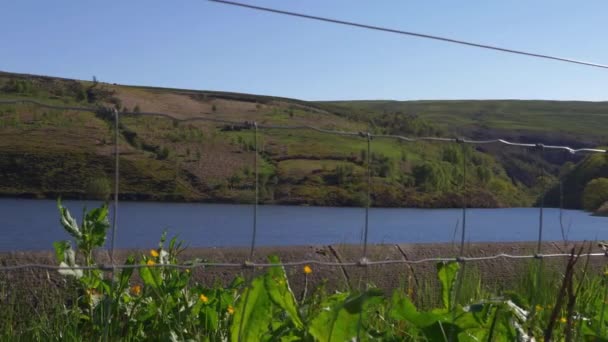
left=207, top=0, right=608, bottom=70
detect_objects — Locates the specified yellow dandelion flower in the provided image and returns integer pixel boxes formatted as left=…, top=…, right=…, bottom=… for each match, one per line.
left=227, top=305, right=235, bottom=315
left=604, top=269, right=608, bottom=277
left=131, top=285, right=142, bottom=296
left=559, top=317, right=567, bottom=324
left=303, top=265, right=312, bottom=275
left=150, top=249, right=159, bottom=258
left=185, top=269, right=191, bottom=273
left=535, top=305, right=543, bottom=312
left=147, top=259, right=156, bottom=266
left=199, top=294, right=209, bottom=303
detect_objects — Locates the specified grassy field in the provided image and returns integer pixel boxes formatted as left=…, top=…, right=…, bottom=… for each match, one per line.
left=1, top=71, right=607, bottom=209
left=321, top=99, right=608, bottom=141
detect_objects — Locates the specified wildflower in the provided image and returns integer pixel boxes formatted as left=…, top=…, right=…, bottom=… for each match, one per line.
left=131, top=285, right=142, bottom=296
left=86, top=288, right=99, bottom=296
left=227, top=305, right=235, bottom=315
left=303, top=265, right=312, bottom=275
left=559, top=317, right=567, bottom=324
left=85, top=288, right=102, bottom=307
left=147, top=259, right=156, bottom=266
left=150, top=249, right=159, bottom=258
left=535, top=305, right=543, bottom=312
left=185, top=269, right=190, bottom=274
left=604, top=269, right=608, bottom=277
left=199, top=294, right=209, bottom=303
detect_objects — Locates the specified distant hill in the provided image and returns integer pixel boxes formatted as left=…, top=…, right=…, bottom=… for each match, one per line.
left=0, top=71, right=606, bottom=208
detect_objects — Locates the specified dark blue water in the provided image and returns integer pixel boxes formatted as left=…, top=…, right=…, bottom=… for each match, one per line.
left=0, top=198, right=606, bottom=251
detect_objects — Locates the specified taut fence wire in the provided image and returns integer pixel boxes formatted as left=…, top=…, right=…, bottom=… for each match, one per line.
left=0, top=253, right=607, bottom=272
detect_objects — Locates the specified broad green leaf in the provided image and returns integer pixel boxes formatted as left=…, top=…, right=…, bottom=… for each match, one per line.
left=139, top=262, right=161, bottom=289
left=137, top=300, right=159, bottom=321
left=53, top=240, right=70, bottom=264
left=117, top=255, right=135, bottom=292
left=57, top=199, right=81, bottom=239
left=85, top=205, right=109, bottom=248
left=229, top=275, right=245, bottom=289
left=390, top=292, right=443, bottom=328
left=437, top=261, right=459, bottom=310
left=389, top=292, right=461, bottom=341
left=308, top=292, right=351, bottom=342
left=279, top=334, right=300, bottom=342
left=264, top=255, right=304, bottom=329
left=230, top=276, right=273, bottom=342
left=308, top=290, right=383, bottom=342
left=199, top=305, right=219, bottom=333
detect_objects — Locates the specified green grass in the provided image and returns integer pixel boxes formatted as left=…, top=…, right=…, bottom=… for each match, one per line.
left=321, top=99, right=608, bottom=139
left=277, top=159, right=365, bottom=177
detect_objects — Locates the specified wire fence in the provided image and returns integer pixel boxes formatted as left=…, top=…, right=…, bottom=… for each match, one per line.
left=0, top=98, right=606, bottom=273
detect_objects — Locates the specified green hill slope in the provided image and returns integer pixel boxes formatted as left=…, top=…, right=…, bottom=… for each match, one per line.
left=320, top=99, right=608, bottom=145
left=1, top=71, right=605, bottom=208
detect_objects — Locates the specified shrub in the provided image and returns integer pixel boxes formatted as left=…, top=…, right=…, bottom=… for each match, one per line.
left=582, top=177, right=608, bottom=211
left=157, top=146, right=170, bottom=160
left=413, top=161, right=452, bottom=192
left=85, top=177, right=111, bottom=200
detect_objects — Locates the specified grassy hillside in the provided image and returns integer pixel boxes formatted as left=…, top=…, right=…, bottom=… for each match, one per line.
left=1, top=71, right=605, bottom=208
left=320, top=99, right=608, bottom=145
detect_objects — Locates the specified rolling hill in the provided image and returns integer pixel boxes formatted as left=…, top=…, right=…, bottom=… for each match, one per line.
left=1, top=71, right=606, bottom=209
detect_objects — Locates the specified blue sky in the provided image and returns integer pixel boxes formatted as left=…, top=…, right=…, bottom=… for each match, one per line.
left=1, top=1, right=607, bottom=101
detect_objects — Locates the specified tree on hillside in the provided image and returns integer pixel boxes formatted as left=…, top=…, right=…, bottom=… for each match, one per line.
left=85, top=177, right=111, bottom=200
left=413, top=161, right=452, bottom=192
left=582, top=178, right=608, bottom=211
left=334, top=164, right=355, bottom=185
left=228, top=173, right=242, bottom=189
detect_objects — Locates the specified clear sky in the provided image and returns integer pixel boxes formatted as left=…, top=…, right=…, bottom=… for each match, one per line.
left=1, top=1, right=607, bottom=101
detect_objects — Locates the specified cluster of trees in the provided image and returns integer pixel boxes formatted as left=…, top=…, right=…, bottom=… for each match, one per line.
left=582, top=178, right=608, bottom=211
left=371, top=112, right=445, bottom=137
left=3, top=79, right=35, bottom=95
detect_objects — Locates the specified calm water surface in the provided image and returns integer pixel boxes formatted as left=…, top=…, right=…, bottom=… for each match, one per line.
left=0, top=198, right=606, bottom=251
